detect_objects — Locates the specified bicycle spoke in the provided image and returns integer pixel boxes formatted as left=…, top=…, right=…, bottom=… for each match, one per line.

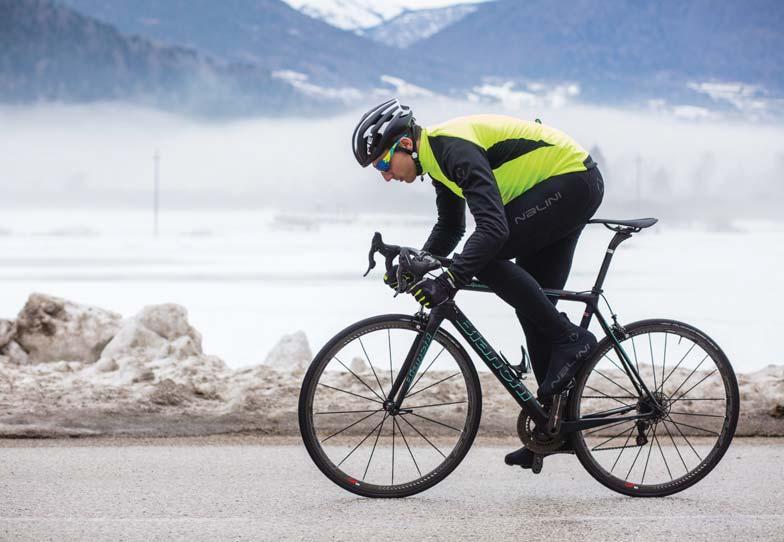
left=405, top=371, right=461, bottom=399
left=669, top=411, right=725, bottom=418
left=667, top=354, right=708, bottom=399
left=334, top=355, right=385, bottom=402
left=630, top=335, right=640, bottom=374
left=337, top=414, right=388, bottom=467
left=407, top=400, right=467, bottom=409
left=594, top=369, right=637, bottom=398
left=625, top=424, right=652, bottom=480
left=408, top=346, right=447, bottom=396
left=584, top=418, right=633, bottom=437
left=666, top=418, right=720, bottom=437
left=399, top=415, right=446, bottom=458
left=581, top=395, right=638, bottom=400
left=663, top=420, right=689, bottom=473
left=363, top=413, right=389, bottom=479
left=391, top=414, right=396, bottom=485
left=659, top=342, right=697, bottom=392
left=670, top=368, right=719, bottom=405
left=388, top=330, right=393, bottom=392
left=318, top=383, right=384, bottom=404
left=321, top=409, right=382, bottom=443
left=661, top=333, right=668, bottom=393
left=654, top=430, right=673, bottom=481
left=641, top=423, right=657, bottom=484
left=602, top=352, right=629, bottom=378
left=405, top=411, right=463, bottom=433
left=394, top=417, right=422, bottom=477
left=610, top=425, right=637, bottom=473
left=665, top=418, right=703, bottom=461
left=316, top=409, right=381, bottom=415
left=584, top=384, right=636, bottom=408
left=359, top=336, right=387, bottom=399
left=592, top=422, right=639, bottom=452
left=649, top=333, right=657, bottom=393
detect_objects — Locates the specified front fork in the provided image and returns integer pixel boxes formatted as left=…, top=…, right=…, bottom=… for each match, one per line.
left=384, top=306, right=444, bottom=411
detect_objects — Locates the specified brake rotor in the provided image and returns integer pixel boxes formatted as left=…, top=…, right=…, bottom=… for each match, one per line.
left=517, top=410, right=565, bottom=454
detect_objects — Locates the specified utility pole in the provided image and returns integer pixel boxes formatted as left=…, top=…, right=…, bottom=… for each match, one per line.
left=153, top=149, right=160, bottom=237
left=635, top=156, right=642, bottom=208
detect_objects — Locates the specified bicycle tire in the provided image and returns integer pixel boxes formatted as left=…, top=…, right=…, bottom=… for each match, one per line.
left=569, top=319, right=739, bottom=497
left=299, top=314, right=482, bottom=498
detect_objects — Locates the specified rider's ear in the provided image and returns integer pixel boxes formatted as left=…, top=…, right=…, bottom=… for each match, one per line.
left=400, top=137, right=413, bottom=150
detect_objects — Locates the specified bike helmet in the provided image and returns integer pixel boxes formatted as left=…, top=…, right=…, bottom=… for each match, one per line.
left=352, top=99, right=415, bottom=167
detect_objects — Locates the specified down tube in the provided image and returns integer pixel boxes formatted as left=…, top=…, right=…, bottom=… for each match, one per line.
left=447, top=305, right=547, bottom=424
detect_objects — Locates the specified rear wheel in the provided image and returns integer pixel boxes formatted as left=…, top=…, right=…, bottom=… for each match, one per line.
left=299, top=314, right=482, bottom=498
left=569, top=319, right=739, bottom=497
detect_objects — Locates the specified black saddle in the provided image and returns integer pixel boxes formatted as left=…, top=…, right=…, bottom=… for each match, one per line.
left=588, top=218, right=658, bottom=232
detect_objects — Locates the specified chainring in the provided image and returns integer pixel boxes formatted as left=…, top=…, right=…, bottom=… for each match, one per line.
left=516, top=410, right=565, bottom=454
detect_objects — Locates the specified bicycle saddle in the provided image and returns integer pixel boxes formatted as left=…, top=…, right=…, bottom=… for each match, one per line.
left=588, top=218, right=658, bottom=229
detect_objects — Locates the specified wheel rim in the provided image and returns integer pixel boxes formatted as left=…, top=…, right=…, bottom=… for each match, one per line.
left=573, top=325, right=737, bottom=491
left=304, top=322, right=477, bottom=491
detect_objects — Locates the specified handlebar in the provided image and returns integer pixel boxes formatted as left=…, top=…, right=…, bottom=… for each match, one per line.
left=363, top=232, right=451, bottom=295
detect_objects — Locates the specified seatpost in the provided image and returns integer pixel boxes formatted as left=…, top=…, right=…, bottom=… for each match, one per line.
left=592, top=230, right=633, bottom=292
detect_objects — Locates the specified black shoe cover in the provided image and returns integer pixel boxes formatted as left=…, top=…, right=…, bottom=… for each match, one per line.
left=504, top=443, right=574, bottom=469
left=539, top=325, right=597, bottom=396
left=505, top=446, right=535, bottom=468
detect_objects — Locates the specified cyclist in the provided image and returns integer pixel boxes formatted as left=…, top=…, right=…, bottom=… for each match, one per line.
left=351, top=99, right=604, bottom=468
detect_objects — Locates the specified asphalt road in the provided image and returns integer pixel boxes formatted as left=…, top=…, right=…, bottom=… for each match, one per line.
left=0, top=436, right=782, bottom=541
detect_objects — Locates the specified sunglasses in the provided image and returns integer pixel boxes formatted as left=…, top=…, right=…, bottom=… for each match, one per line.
left=373, top=139, right=402, bottom=172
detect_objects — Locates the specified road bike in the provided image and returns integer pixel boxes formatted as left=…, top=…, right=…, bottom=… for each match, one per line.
left=298, top=218, right=739, bottom=498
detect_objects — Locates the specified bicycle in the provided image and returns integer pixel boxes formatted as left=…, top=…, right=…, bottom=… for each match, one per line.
left=298, top=218, right=739, bottom=498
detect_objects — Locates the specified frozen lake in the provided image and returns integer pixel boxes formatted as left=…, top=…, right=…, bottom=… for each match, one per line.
left=0, top=209, right=780, bottom=372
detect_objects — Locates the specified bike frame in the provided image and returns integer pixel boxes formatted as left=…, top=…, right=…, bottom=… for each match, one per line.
left=384, top=227, right=659, bottom=435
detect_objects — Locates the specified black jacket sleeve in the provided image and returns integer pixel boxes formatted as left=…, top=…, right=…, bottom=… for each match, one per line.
left=422, top=179, right=466, bottom=257
left=429, top=135, right=509, bottom=286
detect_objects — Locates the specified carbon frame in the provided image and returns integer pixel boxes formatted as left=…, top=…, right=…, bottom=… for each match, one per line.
left=383, top=226, right=659, bottom=435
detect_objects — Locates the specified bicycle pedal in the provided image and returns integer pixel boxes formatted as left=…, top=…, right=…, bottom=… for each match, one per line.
left=531, top=455, right=544, bottom=474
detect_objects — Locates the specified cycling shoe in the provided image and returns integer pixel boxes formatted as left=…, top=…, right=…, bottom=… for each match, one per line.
left=504, top=444, right=574, bottom=469
left=538, top=324, right=597, bottom=396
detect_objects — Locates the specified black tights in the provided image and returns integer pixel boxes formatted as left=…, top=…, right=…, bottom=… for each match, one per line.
left=476, top=167, right=604, bottom=384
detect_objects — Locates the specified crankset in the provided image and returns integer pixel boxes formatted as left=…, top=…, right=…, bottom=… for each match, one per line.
left=516, top=411, right=565, bottom=454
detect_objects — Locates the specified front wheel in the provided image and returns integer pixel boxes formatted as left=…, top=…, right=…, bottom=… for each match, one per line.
left=569, top=319, right=739, bottom=497
left=298, top=314, right=482, bottom=498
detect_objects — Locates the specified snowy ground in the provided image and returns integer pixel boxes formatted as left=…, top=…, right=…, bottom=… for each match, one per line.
left=0, top=210, right=781, bottom=374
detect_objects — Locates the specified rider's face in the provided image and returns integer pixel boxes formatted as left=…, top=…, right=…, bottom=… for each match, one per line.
left=373, top=137, right=417, bottom=183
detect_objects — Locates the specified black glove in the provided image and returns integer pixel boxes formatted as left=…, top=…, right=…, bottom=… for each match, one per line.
left=383, top=265, right=413, bottom=291
left=409, top=270, right=457, bottom=308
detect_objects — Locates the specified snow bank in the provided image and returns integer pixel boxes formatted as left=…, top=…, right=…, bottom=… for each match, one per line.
left=0, top=293, right=781, bottom=438
left=15, top=293, right=121, bottom=363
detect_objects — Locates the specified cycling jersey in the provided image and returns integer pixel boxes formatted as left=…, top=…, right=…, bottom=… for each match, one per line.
left=419, top=114, right=595, bottom=286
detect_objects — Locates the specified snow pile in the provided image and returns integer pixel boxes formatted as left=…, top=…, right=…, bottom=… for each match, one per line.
left=263, top=331, right=311, bottom=374
left=0, top=294, right=311, bottom=437
left=14, top=293, right=121, bottom=363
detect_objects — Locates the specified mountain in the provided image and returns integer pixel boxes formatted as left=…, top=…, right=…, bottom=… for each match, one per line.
left=418, top=0, right=784, bottom=107
left=0, top=0, right=326, bottom=114
left=280, top=0, right=486, bottom=31
left=359, top=4, right=480, bottom=49
left=56, top=0, right=443, bottom=91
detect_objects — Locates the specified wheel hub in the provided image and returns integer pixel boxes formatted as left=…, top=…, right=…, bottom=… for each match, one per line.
left=637, top=391, right=671, bottom=422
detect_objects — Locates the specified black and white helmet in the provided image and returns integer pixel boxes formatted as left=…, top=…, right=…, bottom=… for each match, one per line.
left=352, top=99, right=415, bottom=167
